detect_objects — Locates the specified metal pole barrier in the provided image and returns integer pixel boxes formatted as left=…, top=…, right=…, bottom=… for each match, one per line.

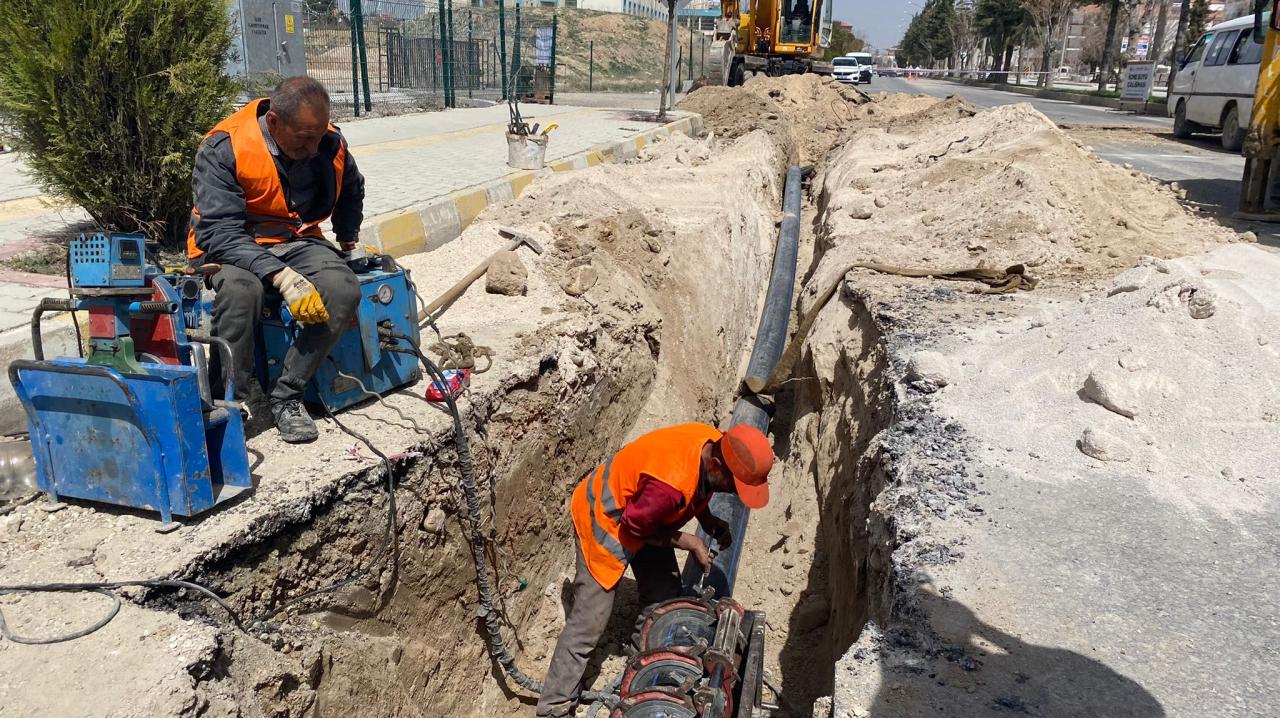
left=350, top=13, right=361, bottom=116
left=353, top=0, right=372, bottom=112
left=549, top=13, right=558, bottom=104
left=499, top=0, right=509, bottom=99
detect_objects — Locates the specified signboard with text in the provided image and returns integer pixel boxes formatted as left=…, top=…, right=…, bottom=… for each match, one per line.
left=1121, top=62, right=1155, bottom=101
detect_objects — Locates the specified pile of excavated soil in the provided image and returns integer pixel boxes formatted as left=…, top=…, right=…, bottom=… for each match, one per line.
left=944, top=244, right=1280, bottom=517
left=679, top=74, right=870, bottom=165
left=811, top=102, right=1252, bottom=297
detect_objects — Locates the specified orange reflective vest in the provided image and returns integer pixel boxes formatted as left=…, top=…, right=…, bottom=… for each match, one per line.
left=187, top=98, right=347, bottom=258
left=571, top=423, right=722, bottom=590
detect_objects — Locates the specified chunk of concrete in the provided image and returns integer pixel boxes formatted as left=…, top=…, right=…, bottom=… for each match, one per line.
left=485, top=250, right=528, bottom=296
left=1078, top=427, right=1132, bottom=463
left=1083, top=369, right=1139, bottom=419
left=560, top=265, right=598, bottom=297
left=905, top=351, right=952, bottom=393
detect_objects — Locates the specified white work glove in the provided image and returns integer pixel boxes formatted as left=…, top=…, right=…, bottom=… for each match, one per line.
left=272, top=267, right=329, bottom=324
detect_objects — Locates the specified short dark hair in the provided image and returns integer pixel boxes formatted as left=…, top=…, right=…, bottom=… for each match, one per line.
left=269, top=76, right=331, bottom=125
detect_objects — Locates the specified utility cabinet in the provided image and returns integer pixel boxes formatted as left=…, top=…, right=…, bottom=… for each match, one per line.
left=228, top=0, right=308, bottom=81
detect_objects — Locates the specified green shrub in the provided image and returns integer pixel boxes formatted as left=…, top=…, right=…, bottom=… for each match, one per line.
left=0, top=0, right=238, bottom=246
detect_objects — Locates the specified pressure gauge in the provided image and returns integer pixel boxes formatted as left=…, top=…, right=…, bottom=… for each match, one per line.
left=376, top=283, right=395, bottom=305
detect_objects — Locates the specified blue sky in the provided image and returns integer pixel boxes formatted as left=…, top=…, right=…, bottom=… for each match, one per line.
left=836, top=0, right=927, bottom=51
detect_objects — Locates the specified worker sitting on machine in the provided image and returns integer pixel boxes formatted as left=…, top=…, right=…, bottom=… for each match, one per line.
left=535, top=422, right=774, bottom=718
left=188, top=76, right=365, bottom=444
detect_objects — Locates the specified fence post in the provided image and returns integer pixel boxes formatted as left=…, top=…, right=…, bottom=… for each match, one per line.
left=467, top=10, right=474, bottom=99
left=437, top=0, right=450, bottom=107
left=350, top=13, right=361, bottom=116
left=512, top=1, right=521, bottom=98
left=688, top=23, right=693, bottom=82
left=353, top=0, right=372, bottom=112
left=589, top=40, right=594, bottom=92
left=446, top=0, right=455, bottom=107
left=549, top=14, right=558, bottom=104
left=498, top=0, right=509, bottom=99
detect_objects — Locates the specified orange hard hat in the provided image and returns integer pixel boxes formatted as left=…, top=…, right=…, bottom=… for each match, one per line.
left=720, top=424, right=773, bottom=509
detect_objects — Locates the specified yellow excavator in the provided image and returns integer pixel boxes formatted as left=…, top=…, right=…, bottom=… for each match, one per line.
left=1240, top=2, right=1280, bottom=216
left=705, top=0, right=833, bottom=86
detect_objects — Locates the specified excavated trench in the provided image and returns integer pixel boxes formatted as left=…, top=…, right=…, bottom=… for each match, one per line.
left=164, top=127, right=909, bottom=718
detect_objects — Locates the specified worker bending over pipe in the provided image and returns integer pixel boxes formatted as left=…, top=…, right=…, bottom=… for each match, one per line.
left=188, top=76, right=366, bottom=444
left=536, top=422, right=775, bottom=717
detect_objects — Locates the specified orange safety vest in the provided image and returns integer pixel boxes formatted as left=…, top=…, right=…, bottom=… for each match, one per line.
left=187, top=98, right=348, bottom=259
left=571, top=422, right=722, bottom=590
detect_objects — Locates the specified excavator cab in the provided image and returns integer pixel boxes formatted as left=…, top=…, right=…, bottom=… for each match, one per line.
left=706, top=0, right=831, bottom=86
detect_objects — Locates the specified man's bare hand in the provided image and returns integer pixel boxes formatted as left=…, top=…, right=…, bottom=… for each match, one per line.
left=677, top=532, right=713, bottom=574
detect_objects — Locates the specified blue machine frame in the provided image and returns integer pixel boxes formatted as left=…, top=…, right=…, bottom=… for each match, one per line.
left=259, top=266, right=421, bottom=411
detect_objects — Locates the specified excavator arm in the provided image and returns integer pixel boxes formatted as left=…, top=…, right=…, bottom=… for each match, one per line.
left=1239, top=1, right=1280, bottom=216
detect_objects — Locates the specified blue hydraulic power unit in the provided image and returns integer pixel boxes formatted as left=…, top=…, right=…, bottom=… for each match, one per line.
left=257, top=253, right=421, bottom=411
left=10, top=233, right=252, bottom=524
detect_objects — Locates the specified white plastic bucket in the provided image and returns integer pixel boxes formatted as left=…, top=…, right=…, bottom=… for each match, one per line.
left=506, top=132, right=548, bottom=170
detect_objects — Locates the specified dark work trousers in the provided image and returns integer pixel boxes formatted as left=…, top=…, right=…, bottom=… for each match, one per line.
left=535, top=540, right=682, bottom=718
left=210, top=241, right=361, bottom=404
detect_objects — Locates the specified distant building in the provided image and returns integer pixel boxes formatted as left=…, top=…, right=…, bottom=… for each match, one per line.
left=514, top=0, right=669, bottom=20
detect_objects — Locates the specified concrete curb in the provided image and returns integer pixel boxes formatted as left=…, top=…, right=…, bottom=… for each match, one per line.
left=363, top=113, right=704, bottom=258
left=937, top=77, right=1170, bottom=118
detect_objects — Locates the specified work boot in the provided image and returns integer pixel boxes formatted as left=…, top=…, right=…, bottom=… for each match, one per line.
left=271, top=399, right=318, bottom=444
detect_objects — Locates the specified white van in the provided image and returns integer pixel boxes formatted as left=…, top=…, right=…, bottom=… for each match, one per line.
left=1168, top=14, right=1265, bottom=150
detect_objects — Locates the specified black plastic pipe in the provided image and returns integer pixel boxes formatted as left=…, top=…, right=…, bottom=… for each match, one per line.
left=681, top=165, right=802, bottom=597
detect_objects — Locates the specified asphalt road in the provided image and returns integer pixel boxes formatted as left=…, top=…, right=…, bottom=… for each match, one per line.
left=869, top=76, right=1279, bottom=247
left=870, top=77, right=1173, bottom=129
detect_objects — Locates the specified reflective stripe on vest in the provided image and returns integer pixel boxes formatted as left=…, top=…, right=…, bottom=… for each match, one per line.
left=585, top=457, right=633, bottom=566
left=187, top=98, right=347, bottom=259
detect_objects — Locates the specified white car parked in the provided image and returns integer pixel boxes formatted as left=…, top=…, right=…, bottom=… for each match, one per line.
left=1168, top=13, right=1265, bottom=151
left=832, top=53, right=873, bottom=85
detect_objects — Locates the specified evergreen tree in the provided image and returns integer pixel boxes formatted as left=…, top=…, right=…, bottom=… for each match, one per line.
left=0, top=0, right=238, bottom=245
left=975, top=0, right=1027, bottom=80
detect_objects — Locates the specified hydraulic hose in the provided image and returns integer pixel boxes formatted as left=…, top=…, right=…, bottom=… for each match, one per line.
left=387, top=335, right=617, bottom=706
left=680, top=165, right=804, bottom=598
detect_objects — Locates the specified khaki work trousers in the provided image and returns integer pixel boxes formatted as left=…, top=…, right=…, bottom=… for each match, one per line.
left=535, top=540, right=682, bottom=717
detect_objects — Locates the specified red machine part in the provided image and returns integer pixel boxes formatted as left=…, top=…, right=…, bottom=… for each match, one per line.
left=618, top=648, right=734, bottom=715
left=129, top=284, right=183, bottom=364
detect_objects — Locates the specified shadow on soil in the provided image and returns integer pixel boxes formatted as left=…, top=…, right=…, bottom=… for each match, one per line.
left=864, top=589, right=1167, bottom=717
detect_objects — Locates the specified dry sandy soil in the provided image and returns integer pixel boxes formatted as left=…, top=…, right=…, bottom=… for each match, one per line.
left=2, top=76, right=1276, bottom=718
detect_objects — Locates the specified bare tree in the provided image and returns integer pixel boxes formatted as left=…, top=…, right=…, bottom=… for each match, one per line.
left=1022, top=0, right=1076, bottom=88
left=1150, top=0, right=1172, bottom=67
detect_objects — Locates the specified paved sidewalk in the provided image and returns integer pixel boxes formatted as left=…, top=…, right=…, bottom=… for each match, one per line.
left=0, top=102, right=694, bottom=432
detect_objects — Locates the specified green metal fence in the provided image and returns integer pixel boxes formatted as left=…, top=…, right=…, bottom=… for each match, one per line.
left=301, top=0, right=706, bottom=116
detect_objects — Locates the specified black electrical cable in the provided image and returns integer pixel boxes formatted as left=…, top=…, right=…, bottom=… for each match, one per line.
left=0, top=578, right=245, bottom=644
left=251, top=397, right=399, bottom=626
left=384, top=333, right=618, bottom=706
left=63, top=243, right=83, bottom=358
left=0, top=385, right=400, bottom=642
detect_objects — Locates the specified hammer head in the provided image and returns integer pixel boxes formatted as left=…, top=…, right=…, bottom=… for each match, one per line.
left=497, top=226, right=545, bottom=255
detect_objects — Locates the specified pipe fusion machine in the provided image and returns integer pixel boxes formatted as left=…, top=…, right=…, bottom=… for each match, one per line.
left=9, top=232, right=420, bottom=524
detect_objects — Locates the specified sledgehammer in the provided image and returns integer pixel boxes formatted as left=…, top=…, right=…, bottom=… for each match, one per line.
left=418, top=227, right=544, bottom=322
